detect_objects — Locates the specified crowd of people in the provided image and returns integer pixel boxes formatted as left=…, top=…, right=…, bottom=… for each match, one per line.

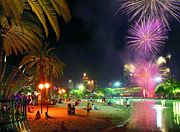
left=33, top=97, right=131, bottom=122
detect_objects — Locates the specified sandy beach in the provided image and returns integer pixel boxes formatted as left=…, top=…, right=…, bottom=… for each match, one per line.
left=27, top=100, right=129, bottom=132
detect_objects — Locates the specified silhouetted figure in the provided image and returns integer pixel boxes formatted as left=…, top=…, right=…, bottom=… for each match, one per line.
left=45, top=111, right=52, bottom=119
left=107, top=101, right=112, bottom=106
left=87, top=102, right=91, bottom=116
left=71, top=105, right=75, bottom=115
left=102, top=97, right=106, bottom=102
left=67, top=103, right=72, bottom=115
left=126, top=98, right=130, bottom=108
left=35, top=110, right=41, bottom=120
left=75, top=100, right=79, bottom=106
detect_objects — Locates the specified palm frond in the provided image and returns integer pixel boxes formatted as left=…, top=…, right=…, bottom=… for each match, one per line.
left=27, top=0, right=48, bottom=37
left=1, top=0, right=23, bottom=25
left=1, top=14, right=43, bottom=56
left=39, top=0, right=60, bottom=40
left=50, top=0, right=71, bottom=22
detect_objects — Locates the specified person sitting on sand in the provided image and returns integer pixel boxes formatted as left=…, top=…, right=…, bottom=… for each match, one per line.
left=92, top=103, right=99, bottom=110
left=35, top=110, right=41, bottom=120
left=92, top=103, right=94, bottom=110
left=45, top=111, right=52, bottom=119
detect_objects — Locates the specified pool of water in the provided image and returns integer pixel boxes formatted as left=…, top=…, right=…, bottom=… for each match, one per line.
left=106, top=99, right=180, bottom=131
left=125, top=99, right=180, bottom=131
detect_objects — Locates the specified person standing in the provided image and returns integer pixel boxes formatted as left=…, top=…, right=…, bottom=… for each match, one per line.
left=126, top=98, right=130, bottom=108
left=87, top=102, right=91, bottom=116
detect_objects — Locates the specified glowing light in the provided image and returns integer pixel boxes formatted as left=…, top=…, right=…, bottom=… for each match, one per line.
left=117, top=0, right=180, bottom=28
left=165, top=68, right=170, bottom=73
left=38, top=84, right=44, bottom=90
left=155, top=76, right=163, bottom=83
left=78, top=84, right=84, bottom=90
left=113, top=81, right=122, bottom=88
left=62, top=89, right=66, bottom=93
left=167, top=54, right=172, bottom=59
left=156, top=56, right=166, bottom=66
left=173, top=102, right=180, bottom=125
left=127, top=19, right=168, bottom=54
left=124, top=63, right=135, bottom=73
left=44, top=83, right=50, bottom=89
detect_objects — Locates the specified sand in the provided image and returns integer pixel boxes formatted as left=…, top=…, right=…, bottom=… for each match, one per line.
left=27, top=100, right=129, bottom=132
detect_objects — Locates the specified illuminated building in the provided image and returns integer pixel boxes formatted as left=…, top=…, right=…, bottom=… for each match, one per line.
left=82, top=73, right=96, bottom=92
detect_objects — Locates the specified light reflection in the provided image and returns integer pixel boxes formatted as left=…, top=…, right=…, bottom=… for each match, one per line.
left=152, top=101, right=167, bottom=129
left=152, top=105, right=163, bottom=128
left=120, top=99, right=124, bottom=105
left=156, top=106, right=162, bottom=128
left=173, top=102, right=180, bottom=125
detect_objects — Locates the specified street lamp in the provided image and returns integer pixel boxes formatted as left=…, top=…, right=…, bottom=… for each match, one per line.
left=38, top=82, right=50, bottom=114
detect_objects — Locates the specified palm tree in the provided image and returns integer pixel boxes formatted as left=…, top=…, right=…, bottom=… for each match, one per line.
left=0, top=0, right=71, bottom=40
left=0, top=66, right=33, bottom=99
left=0, top=14, right=43, bottom=82
left=0, top=15, right=42, bottom=56
left=0, top=0, right=23, bottom=25
left=20, top=42, right=65, bottom=84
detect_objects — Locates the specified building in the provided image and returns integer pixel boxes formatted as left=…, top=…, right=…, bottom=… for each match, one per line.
left=67, top=79, right=74, bottom=89
left=82, top=73, right=96, bottom=92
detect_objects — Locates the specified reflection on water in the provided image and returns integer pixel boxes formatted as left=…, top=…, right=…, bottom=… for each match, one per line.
left=152, top=100, right=167, bottom=128
left=126, top=99, right=180, bottom=131
left=173, top=102, right=180, bottom=125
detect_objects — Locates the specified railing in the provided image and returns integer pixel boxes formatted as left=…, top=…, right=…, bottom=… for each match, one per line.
left=0, top=96, right=30, bottom=131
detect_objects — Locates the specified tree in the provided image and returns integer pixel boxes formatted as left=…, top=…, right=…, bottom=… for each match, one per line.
left=155, top=77, right=180, bottom=99
left=0, top=13, right=43, bottom=83
left=0, top=66, right=33, bottom=99
left=0, top=0, right=71, bottom=40
left=0, top=14, right=42, bottom=56
left=20, top=42, right=65, bottom=84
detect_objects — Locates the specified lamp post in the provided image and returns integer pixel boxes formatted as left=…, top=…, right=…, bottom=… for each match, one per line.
left=38, top=83, right=44, bottom=114
left=44, top=83, right=50, bottom=113
left=38, top=82, right=50, bottom=114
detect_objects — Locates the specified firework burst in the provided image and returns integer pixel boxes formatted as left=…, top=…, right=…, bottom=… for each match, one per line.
left=127, top=59, right=159, bottom=97
left=117, top=0, right=180, bottom=28
left=124, top=56, right=171, bottom=97
left=127, top=19, right=168, bottom=54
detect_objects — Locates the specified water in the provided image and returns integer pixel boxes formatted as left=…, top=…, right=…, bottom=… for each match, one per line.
left=108, top=99, right=180, bottom=131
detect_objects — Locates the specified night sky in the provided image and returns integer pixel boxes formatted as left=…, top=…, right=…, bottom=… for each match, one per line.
left=54, top=0, right=180, bottom=87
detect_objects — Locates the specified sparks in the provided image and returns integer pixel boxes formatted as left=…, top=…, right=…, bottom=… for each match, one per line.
left=127, top=19, right=168, bottom=54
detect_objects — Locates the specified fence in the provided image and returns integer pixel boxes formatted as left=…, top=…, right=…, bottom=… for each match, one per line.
left=0, top=96, right=30, bottom=131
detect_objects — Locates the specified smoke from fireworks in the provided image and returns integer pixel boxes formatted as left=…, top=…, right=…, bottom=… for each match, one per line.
left=127, top=19, right=168, bottom=54
left=116, top=0, right=180, bottom=28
